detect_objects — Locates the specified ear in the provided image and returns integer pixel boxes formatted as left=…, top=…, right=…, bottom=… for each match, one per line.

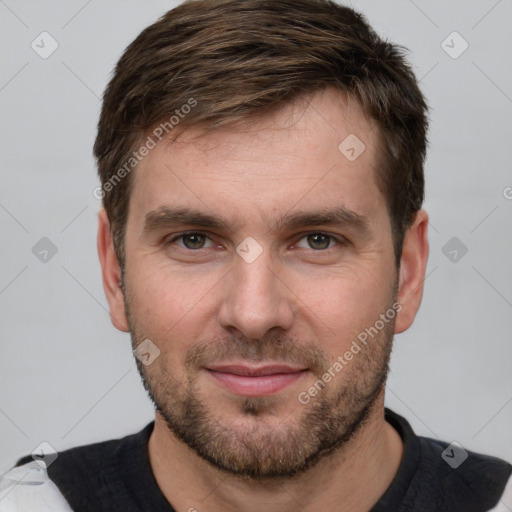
left=97, top=209, right=129, bottom=332
left=394, top=209, right=429, bottom=334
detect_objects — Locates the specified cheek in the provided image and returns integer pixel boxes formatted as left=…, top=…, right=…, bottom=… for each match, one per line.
left=125, top=263, right=220, bottom=351
left=296, top=267, right=394, bottom=354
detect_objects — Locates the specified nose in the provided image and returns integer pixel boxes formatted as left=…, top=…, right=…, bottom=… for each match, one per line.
left=217, top=247, right=295, bottom=340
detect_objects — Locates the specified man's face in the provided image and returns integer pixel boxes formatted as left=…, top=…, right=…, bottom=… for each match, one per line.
left=121, top=88, right=399, bottom=478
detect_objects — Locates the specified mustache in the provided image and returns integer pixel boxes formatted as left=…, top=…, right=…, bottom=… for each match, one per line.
left=184, top=334, right=330, bottom=378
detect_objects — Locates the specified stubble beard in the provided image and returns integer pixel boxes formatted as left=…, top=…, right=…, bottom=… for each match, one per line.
left=125, top=288, right=396, bottom=480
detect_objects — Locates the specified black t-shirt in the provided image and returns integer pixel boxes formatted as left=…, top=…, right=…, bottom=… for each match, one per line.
left=15, top=408, right=512, bottom=511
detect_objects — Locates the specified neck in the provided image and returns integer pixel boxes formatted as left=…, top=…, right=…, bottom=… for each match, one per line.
left=148, top=393, right=403, bottom=512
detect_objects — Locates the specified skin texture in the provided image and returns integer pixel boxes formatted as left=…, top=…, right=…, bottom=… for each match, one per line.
left=98, top=87, right=429, bottom=512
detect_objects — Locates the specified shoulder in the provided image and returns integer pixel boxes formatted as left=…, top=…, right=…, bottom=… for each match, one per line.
left=413, top=435, right=512, bottom=510
left=0, top=461, right=73, bottom=512
left=486, top=475, right=512, bottom=511
left=383, top=409, right=512, bottom=511
left=0, top=425, right=153, bottom=512
left=1, top=423, right=156, bottom=512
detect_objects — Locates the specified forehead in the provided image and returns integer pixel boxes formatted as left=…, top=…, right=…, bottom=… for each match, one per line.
left=129, top=88, right=386, bottom=229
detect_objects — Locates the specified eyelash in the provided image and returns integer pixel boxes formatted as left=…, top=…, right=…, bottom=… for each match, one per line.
left=165, top=231, right=346, bottom=251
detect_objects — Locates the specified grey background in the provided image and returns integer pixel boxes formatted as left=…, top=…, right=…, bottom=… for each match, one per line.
left=1, top=0, right=511, bottom=472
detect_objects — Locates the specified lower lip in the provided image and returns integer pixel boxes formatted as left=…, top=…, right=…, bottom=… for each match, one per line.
left=206, top=369, right=307, bottom=397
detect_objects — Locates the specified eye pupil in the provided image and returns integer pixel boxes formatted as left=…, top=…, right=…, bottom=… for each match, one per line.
left=308, top=233, right=330, bottom=250
left=183, top=234, right=205, bottom=249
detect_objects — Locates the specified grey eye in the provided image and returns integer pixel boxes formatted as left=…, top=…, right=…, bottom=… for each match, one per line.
left=181, top=233, right=207, bottom=249
left=304, top=233, right=333, bottom=250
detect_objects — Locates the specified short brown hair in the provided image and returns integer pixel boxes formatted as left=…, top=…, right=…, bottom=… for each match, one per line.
left=94, top=0, right=428, bottom=268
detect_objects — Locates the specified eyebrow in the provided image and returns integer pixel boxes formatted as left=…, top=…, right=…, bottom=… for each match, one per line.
left=143, top=205, right=370, bottom=235
left=273, top=207, right=370, bottom=233
left=144, top=207, right=236, bottom=233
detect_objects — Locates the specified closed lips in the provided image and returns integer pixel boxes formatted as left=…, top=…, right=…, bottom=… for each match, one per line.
left=204, top=364, right=308, bottom=397
left=206, top=365, right=307, bottom=376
